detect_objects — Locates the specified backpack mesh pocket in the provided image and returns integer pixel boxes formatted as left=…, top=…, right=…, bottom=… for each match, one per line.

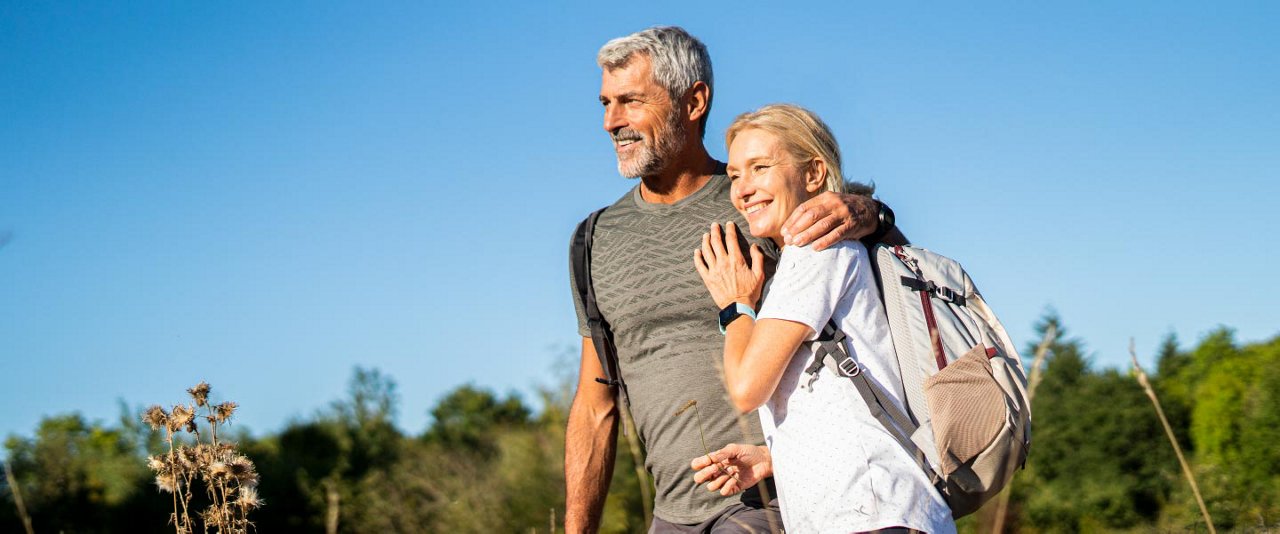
left=923, top=344, right=1009, bottom=477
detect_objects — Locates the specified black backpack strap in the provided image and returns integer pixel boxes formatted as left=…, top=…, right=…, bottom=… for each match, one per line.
left=571, top=208, right=623, bottom=389
left=808, top=319, right=946, bottom=495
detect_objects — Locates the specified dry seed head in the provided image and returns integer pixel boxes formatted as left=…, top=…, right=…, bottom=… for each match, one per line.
left=236, top=486, right=263, bottom=510
left=142, top=405, right=169, bottom=430
left=178, top=447, right=199, bottom=471
left=187, top=381, right=211, bottom=407
left=674, top=399, right=697, bottom=416
left=214, top=401, right=237, bottom=423
left=146, top=455, right=167, bottom=472
left=169, top=404, right=196, bottom=433
left=155, top=473, right=178, bottom=493
left=228, top=455, right=258, bottom=484
left=207, top=461, right=230, bottom=480
left=195, top=443, right=216, bottom=466
left=199, top=507, right=220, bottom=525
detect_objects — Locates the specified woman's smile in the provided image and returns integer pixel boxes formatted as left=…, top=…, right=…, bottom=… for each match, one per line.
left=727, top=128, right=818, bottom=246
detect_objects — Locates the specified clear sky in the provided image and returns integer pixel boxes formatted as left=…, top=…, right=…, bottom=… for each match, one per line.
left=2, top=2, right=1277, bottom=440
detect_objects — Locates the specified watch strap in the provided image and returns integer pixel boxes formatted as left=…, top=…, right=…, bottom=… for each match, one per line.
left=718, top=302, right=757, bottom=335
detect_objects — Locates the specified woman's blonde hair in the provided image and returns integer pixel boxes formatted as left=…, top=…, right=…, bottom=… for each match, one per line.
left=725, top=104, right=870, bottom=195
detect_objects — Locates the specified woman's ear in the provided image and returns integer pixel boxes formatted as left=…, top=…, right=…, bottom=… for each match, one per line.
left=804, top=159, right=828, bottom=193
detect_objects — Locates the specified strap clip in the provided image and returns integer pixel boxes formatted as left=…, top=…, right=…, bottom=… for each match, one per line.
left=837, top=357, right=861, bottom=377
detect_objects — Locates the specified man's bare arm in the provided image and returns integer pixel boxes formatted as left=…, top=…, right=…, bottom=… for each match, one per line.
left=781, top=192, right=881, bottom=250
left=564, top=337, right=620, bottom=533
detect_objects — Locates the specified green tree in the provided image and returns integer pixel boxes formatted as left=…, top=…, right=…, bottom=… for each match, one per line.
left=2, top=413, right=167, bottom=533
left=422, top=383, right=531, bottom=456
left=246, top=366, right=404, bottom=532
left=1179, top=331, right=1280, bottom=528
left=1011, top=312, right=1175, bottom=532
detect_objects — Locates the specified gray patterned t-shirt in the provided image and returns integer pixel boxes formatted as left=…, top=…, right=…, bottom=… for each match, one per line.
left=569, top=174, right=779, bottom=524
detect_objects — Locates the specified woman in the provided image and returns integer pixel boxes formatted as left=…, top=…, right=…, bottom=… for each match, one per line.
left=692, top=104, right=955, bottom=533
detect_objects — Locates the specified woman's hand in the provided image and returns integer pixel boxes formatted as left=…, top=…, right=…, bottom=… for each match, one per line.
left=690, top=443, right=773, bottom=496
left=694, top=222, right=765, bottom=309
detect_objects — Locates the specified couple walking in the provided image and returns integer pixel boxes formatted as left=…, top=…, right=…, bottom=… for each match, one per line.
left=567, top=26, right=956, bottom=534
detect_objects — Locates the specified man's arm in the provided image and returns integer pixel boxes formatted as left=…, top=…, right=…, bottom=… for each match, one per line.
left=781, top=192, right=907, bottom=250
left=564, top=336, right=619, bottom=533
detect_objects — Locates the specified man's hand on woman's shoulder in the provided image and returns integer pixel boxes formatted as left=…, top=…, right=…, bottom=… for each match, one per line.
left=781, top=192, right=880, bottom=251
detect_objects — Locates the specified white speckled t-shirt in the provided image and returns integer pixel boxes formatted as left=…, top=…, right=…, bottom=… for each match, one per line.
left=756, top=241, right=956, bottom=534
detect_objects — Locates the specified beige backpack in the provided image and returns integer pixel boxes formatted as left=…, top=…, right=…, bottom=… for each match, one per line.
left=806, top=244, right=1031, bottom=518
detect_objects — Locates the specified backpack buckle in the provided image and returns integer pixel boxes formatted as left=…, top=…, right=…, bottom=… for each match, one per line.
left=837, top=357, right=861, bottom=377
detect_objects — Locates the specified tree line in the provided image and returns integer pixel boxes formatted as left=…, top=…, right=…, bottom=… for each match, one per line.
left=2, top=313, right=1278, bottom=532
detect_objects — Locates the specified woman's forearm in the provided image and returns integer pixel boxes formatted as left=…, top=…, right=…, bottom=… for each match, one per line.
left=722, top=316, right=813, bottom=413
left=722, top=316, right=759, bottom=413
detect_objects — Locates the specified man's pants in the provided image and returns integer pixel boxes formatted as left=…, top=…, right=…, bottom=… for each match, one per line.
left=650, top=506, right=922, bottom=534
left=648, top=499, right=782, bottom=534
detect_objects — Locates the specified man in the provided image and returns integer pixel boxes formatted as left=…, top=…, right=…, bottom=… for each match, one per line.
left=566, top=26, right=893, bottom=533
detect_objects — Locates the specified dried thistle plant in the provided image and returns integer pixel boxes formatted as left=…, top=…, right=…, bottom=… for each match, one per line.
left=142, top=381, right=262, bottom=534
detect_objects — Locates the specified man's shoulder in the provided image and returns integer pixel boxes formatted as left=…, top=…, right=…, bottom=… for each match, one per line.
left=574, top=185, right=639, bottom=226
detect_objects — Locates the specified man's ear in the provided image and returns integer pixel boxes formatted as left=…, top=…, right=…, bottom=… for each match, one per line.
left=685, top=81, right=711, bottom=126
left=805, top=159, right=828, bottom=193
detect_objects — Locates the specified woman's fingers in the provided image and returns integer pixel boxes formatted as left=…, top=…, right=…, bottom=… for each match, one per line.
left=750, top=244, right=765, bottom=280
left=709, top=223, right=727, bottom=259
left=700, top=232, right=716, bottom=268
left=725, top=222, right=743, bottom=262
left=693, top=249, right=708, bottom=277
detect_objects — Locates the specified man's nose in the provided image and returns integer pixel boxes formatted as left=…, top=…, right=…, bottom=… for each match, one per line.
left=603, top=104, right=625, bottom=133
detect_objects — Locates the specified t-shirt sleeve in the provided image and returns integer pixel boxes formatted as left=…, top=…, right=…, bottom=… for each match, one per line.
left=568, top=229, right=592, bottom=338
left=757, top=243, right=866, bottom=340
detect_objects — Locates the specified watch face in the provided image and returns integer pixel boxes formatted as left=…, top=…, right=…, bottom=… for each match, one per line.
left=881, top=204, right=896, bottom=227
left=719, top=305, right=739, bottom=325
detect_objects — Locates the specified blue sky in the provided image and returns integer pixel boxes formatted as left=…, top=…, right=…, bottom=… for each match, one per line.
left=2, top=2, right=1277, bottom=440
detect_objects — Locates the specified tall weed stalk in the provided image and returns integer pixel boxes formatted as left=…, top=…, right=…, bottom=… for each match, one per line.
left=142, top=382, right=262, bottom=534
left=1129, top=339, right=1216, bottom=534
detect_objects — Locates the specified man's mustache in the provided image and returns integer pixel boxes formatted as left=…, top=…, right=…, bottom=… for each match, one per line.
left=612, top=128, right=643, bottom=143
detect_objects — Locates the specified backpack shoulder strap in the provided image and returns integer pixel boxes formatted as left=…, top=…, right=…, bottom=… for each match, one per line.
left=809, top=319, right=946, bottom=494
left=571, top=208, right=623, bottom=389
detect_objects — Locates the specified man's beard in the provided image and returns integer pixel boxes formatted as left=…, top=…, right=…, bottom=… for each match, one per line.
left=614, top=111, right=687, bottom=179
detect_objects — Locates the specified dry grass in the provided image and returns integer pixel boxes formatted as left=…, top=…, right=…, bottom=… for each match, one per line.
left=3, top=459, right=34, bottom=534
left=141, top=382, right=262, bottom=534
left=1129, top=339, right=1216, bottom=534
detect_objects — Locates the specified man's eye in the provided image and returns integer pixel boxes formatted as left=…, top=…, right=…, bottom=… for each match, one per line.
left=728, top=174, right=740, bottom=181
left=753, top=165, right=769, bottom=174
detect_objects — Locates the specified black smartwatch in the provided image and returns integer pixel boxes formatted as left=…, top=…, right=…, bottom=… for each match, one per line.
left=718, top=302, right=757, bottom=334
left=867, top=201, right=896, bottom=243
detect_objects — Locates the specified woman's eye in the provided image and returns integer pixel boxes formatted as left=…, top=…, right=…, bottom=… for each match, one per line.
left=753, top=165, right=768, bottom=174
left=728, top=174, right=740, bottom=181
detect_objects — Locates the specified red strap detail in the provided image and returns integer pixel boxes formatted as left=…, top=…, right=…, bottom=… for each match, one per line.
left=899, top=245, right=947, bottom=369
left=986, top=347, right=998, bottom=358
left=919, top=289, right=947, bottom=370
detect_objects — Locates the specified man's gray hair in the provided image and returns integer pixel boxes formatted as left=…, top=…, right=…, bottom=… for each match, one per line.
left=597, top=26, right=714, bottom=137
